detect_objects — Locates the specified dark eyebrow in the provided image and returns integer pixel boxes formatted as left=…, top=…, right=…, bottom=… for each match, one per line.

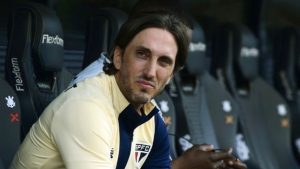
left=136, top=45, right=174, bottom=62
left=136, top=45, right=151, bottom=54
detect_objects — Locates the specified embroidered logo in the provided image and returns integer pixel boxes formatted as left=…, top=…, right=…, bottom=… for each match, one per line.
left=277, top=104, right=287, bottom=116
left=179, top=134, right=193, bottom=151
left=10, top=112, right=20, bottom=122
left=135, top=143, right=151, bottom=167
left=235, top=134, right=250, bottom=161
left=5, top=96, right=16, bottom=108
left=159, top=100, right=169, bottom=113
left=222, top=100, right=231, bottom=112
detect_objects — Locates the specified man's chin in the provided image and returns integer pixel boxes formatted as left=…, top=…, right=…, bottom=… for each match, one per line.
left=133, top=94, right=152, bottom=104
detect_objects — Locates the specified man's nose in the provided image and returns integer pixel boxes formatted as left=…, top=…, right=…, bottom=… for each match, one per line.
left=144, top=60, right=157, bottom=78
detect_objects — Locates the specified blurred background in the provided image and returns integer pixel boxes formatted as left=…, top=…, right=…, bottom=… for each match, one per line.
left=0, top=0, right=299, bottom=169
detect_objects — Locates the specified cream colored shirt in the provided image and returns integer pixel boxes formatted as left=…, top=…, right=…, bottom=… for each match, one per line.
left=10, top=73, right=170, bottom=169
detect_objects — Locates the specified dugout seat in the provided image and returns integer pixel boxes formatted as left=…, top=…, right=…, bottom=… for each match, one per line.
left=5, top=2, right=73, bottom=140
left=210, top=23, right=300, bottom=169
left=168, top=17, right=238, bottom=157
left=0, top=78, right=21, bottom=168
left=273, top=27, right=300, bottom=163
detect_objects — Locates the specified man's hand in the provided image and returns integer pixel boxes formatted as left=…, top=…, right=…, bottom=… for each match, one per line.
left=171, top=144, right=247, bottom=169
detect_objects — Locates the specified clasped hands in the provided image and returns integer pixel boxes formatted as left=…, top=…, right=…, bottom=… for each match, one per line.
left=173, top=144, right=247, bottom=169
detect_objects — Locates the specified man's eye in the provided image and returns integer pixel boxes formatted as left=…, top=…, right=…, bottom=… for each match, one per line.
left=159, top=58, right=172, bottom=67
left=136, top=51, right=147, bottom=59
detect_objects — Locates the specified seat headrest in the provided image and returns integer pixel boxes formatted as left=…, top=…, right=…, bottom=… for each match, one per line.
left=236, top=25, right=259, bottom=81
left=211, top=23, right=259, bottom=91
left=12, top=2, right=64, bottom=71
left=274, top=28, right=299, bottom=83
left=273, top=27, right=300, bottom=99
left=185, top=17, right=206, bottom=75
left=82, top=7, right=127, bottom=68
left=278, top=28, right=300, bottom=70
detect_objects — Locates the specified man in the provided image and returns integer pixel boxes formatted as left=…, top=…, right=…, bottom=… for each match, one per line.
left=10, top=12, right=246, bottom=169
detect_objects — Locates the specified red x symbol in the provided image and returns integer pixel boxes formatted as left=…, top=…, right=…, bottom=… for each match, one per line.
left=10, top=112, right=20, bottom=122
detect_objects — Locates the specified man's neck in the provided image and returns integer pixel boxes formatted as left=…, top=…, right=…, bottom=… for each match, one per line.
left=132, top=104, right=146, bottom=116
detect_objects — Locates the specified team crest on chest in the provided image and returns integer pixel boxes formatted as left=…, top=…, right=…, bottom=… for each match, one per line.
left=135, top=143, right=152, bottom=167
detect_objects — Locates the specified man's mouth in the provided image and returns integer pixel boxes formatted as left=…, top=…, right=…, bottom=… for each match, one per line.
left=136, top=80, right=155, bottom=89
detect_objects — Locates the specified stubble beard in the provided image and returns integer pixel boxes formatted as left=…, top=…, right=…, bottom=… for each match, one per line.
left=117, top=73, right=167, bottom=108
left=117, top=75, right=150, bottom=107
left=129, top=88, right=151, bottom=106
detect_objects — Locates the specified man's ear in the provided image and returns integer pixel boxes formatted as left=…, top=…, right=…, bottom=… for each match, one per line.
left=113, top=47, right=122, bottom=70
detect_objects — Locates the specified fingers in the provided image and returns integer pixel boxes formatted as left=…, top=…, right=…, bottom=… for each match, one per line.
left=212, top=160, right=247, bottom=169
left=212, top=151, right=247, bottom=169
left=209, top=148, right=233, bottom=162
left=212, top=160, right=225, bottom=169
left=225, top=159, right=247, bottom=169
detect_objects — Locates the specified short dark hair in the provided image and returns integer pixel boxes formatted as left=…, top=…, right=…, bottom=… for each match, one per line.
left=103, top=11, right=190, bottom=75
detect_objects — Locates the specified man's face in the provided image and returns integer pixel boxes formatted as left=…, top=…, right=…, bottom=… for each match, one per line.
left=114, top=27, right=177, bottom=106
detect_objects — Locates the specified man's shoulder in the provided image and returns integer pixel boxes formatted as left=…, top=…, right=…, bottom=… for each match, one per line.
left=48, top=75, right=113, bottom=115
left=64, top=74, right=111, bottom=100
